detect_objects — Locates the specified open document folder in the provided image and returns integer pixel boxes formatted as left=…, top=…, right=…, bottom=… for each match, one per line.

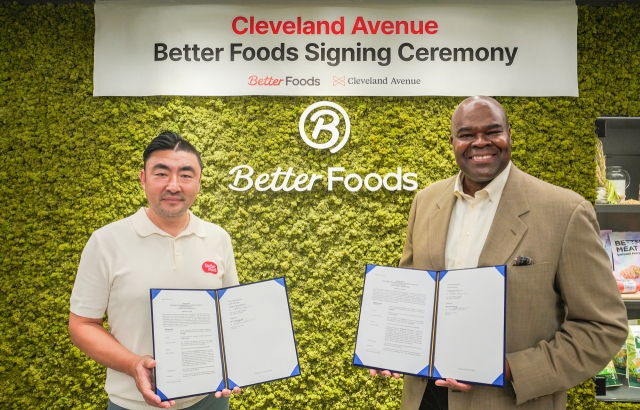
left=150, top=278, right=300, bottom=401
left=353, top=264, right=506, bottom=387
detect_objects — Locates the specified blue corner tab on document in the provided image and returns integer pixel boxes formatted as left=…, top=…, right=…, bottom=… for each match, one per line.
left=418, top=365, right=430, bottom=377
left=353, top=353, right=364, bottom=366
left=156, top=389, right=168, bottom=401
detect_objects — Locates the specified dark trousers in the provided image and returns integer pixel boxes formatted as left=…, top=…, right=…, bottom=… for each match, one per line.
left=419, top=379, right=449, bottom=410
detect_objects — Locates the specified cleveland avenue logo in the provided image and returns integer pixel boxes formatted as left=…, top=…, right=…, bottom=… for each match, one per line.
left=298, top=101, right=350, bottom=154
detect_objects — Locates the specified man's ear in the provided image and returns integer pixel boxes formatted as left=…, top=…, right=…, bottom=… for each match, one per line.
left=140, top=169, right=146, bottom=191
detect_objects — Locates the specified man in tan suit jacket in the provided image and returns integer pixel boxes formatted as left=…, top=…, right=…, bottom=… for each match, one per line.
left=382, top=96, right=628, bottom=410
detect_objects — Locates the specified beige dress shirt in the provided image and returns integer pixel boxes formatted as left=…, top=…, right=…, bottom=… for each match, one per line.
left=445, top=162, right=511, bottom=270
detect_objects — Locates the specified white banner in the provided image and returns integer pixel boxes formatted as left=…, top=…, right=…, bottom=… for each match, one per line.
left=94, top=1, right=577, bottom=97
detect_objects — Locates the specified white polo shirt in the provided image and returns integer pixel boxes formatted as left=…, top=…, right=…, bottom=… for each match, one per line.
left=70, top=208, right=239, bottom=410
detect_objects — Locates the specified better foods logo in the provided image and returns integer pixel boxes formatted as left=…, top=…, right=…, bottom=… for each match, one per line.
left=202, top=261, right=218, bottom=274
left=298, top=101, right=350, bottom=153
left=227, top=101, right=418, bottom=192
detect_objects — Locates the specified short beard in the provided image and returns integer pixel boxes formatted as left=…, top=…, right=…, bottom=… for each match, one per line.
left=152, top=203, right=188, bottom=219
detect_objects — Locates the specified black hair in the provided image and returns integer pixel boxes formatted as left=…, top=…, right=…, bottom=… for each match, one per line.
left=143, top=131, right=203, bottom=170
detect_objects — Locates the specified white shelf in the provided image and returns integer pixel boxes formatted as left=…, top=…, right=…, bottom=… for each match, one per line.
left=597, top=375, right=640, bottom=402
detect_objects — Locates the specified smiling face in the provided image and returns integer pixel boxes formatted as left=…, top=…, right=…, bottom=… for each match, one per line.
left=140, top=149, right=202, bottom=223
left=450, top=97, right=512, bottom=196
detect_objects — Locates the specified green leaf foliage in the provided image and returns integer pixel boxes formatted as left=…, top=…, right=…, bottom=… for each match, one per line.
left=1, top=3, right=639, bottom=409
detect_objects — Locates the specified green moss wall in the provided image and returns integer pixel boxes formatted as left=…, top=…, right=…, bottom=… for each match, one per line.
left=1, top=3, right=639, bottom=409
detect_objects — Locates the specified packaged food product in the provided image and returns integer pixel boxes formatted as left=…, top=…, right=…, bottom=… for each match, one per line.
left=617, top=279, right=640, bottom=294
left=613, top=344, right=627, bottom=375
left=611, top=232, right=640, bottom=283
left=614, top=320, right=639, bottom=375
left=626, top=325, right=640, bottom=388
left=597, top=361, right=622, bottom=387
left=600, top=230, right=614, bottom=270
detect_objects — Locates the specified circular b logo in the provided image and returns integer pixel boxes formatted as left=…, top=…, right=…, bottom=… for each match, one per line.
left=299, top=101, right=350, bottom=154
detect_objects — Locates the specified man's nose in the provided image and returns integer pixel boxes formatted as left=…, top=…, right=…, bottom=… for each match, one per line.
left=166, top=174, right=180, bottom=191
left=472, top=133, right=491, bottom=146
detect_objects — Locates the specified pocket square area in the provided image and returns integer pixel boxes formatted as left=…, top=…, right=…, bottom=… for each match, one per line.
left=512, top=255, right=534, bottom=266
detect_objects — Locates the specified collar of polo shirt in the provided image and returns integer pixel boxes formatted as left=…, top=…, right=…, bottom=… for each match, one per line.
left=132, top=208, right=207, bottom=238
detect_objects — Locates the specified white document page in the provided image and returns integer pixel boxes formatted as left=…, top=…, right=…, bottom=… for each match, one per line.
left=151, top=290, right=223, bottom=400
left=433, top=266, right=505, bottom=385
left=354, top=266, right=436, bottom=375
left=218, top=280, right=299, bottom=387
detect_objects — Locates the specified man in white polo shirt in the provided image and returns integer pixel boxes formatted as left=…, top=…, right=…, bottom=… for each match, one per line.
left=373, top=96, right=627, bottom=410
left=69, top=131, right=240, bottom=409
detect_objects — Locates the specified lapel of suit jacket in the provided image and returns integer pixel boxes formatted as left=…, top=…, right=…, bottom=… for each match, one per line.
left=478, top=166, right=530, bottom=267
left=428, top=177, right=457, bottom=270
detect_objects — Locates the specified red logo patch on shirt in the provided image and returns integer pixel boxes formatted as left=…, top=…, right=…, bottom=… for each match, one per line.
left=202, top=261, right=218, bottom=274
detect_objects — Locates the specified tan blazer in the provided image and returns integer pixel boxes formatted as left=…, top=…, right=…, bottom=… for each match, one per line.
left=399, top=165, right=628, bottom=410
